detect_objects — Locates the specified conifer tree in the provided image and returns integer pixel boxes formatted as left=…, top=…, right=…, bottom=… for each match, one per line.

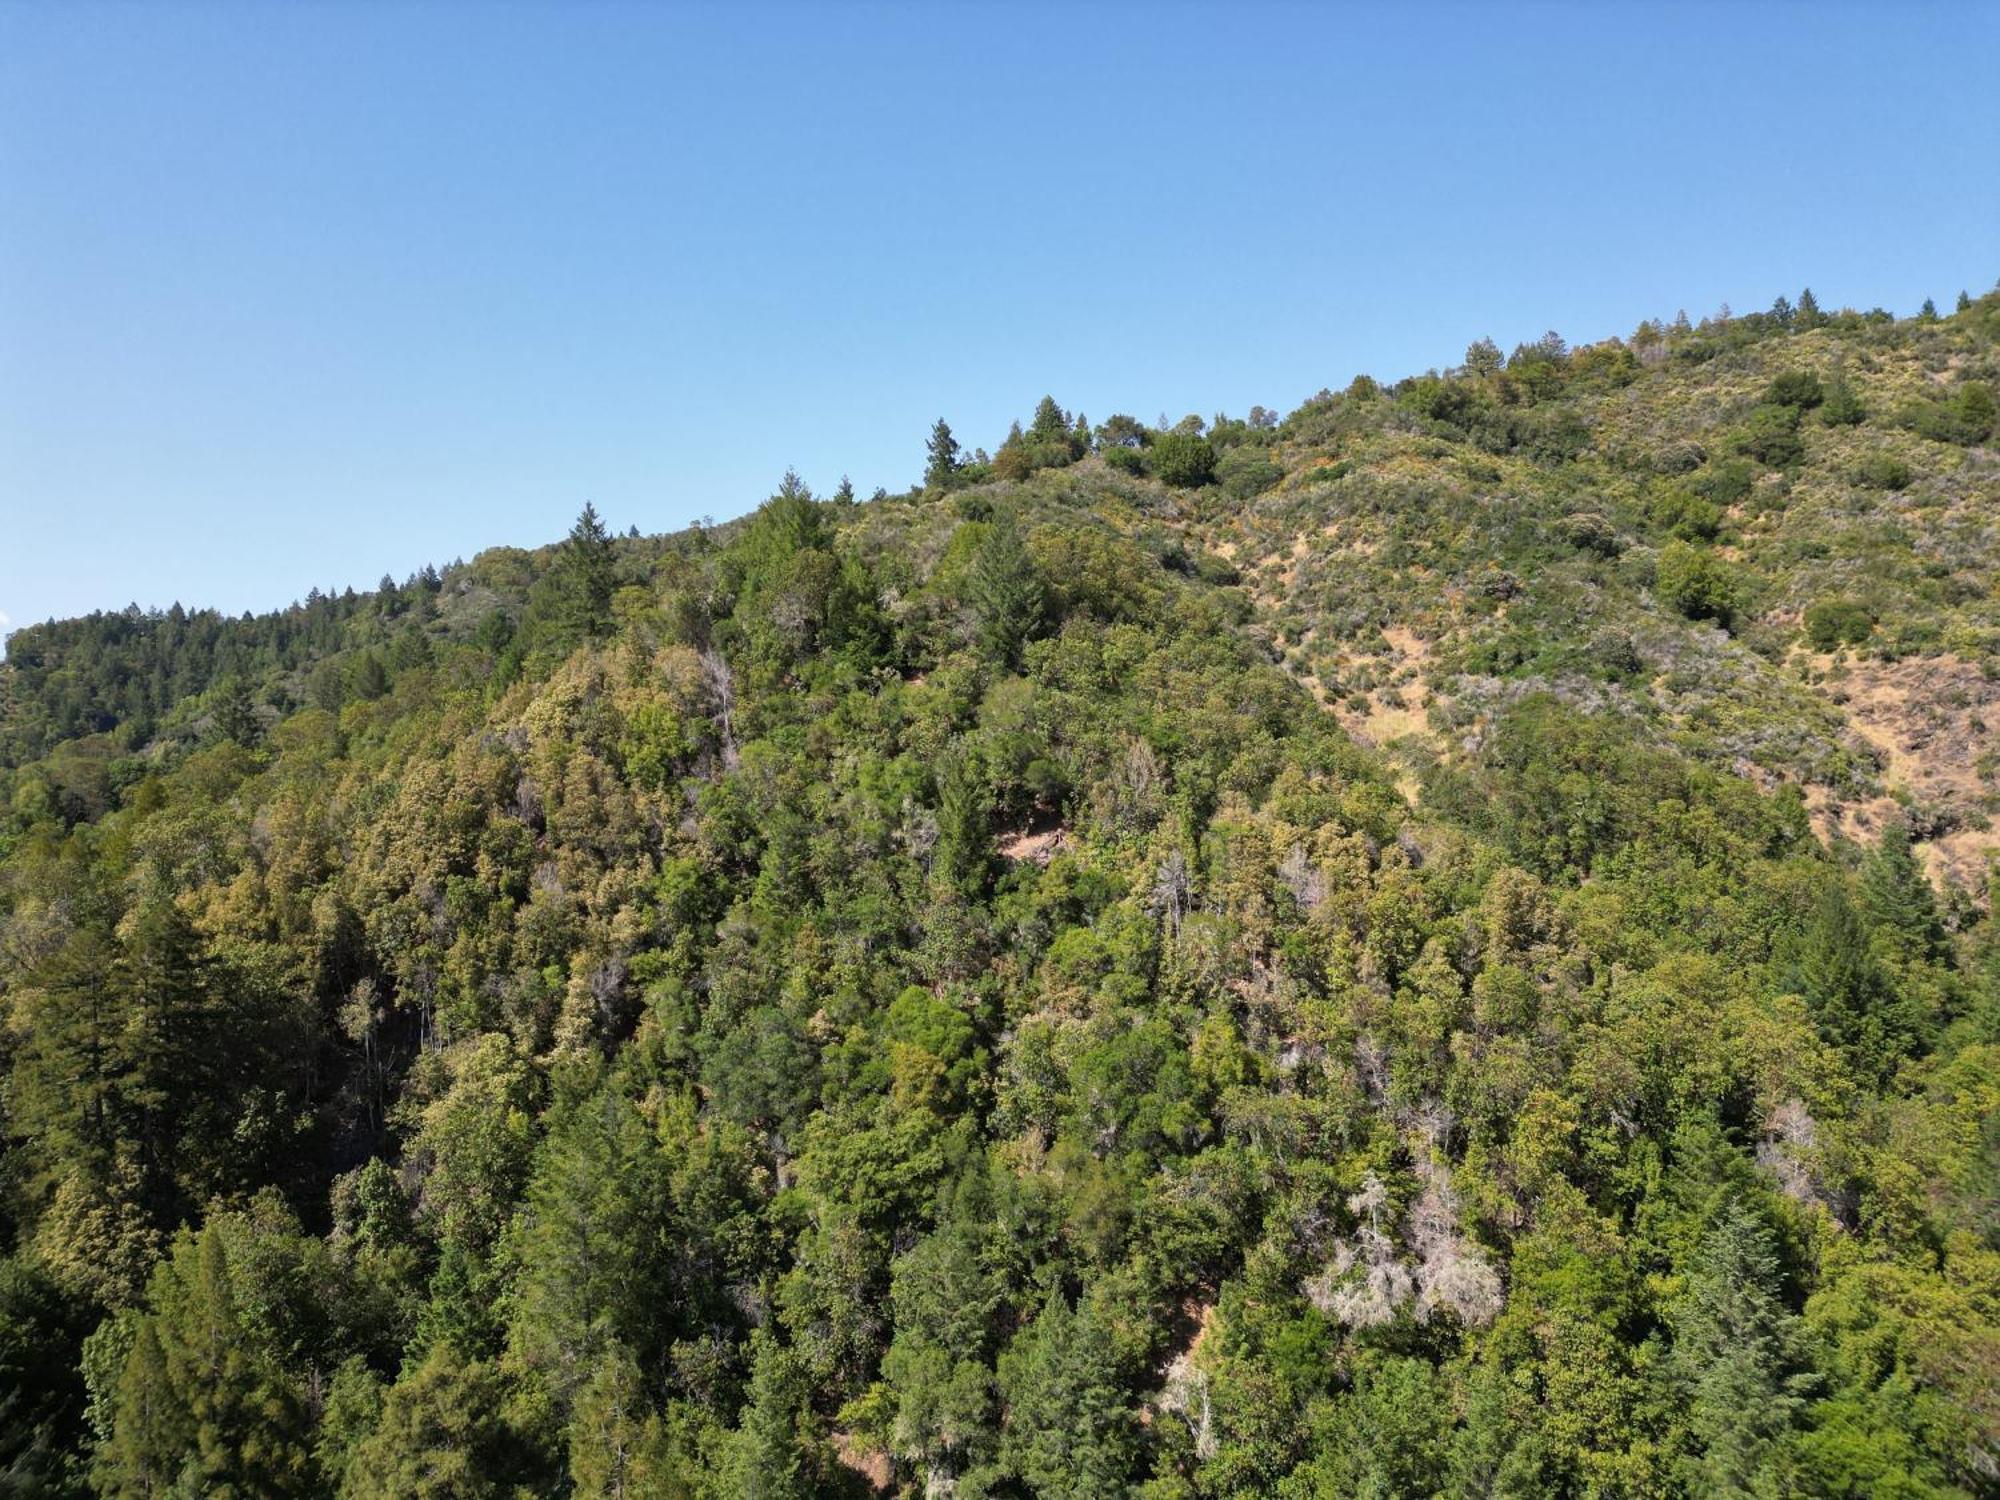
left=1860, top=822, right=1944, bottom=962
left=340, top=1346, right=518, bottom=1500
left=543, top=503, right=616, bottom=641
left=1672, top=1204, right=1819, bottom=1498
left=997, top=1286, right=1135, bottom=1500
left=100, top=1223, right=312, bottom=1498
left=1029, top=395, right=1069, bottom=444
left=211, top=674, right=261, bottom=746
left=924, top=419, right=962, bottom=490
left=965, top=519, right=1047, bottom=667
left=568, top=1345, right=666, bottom=1500
left=734, top=1326, right=813, bottom=1500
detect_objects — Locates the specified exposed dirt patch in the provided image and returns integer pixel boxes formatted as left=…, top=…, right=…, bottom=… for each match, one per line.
left=1801, top=652, right=2000, bottom=892
left=833, top=1432, right=892, bottom=1493
left=1338, top=625, right=1437, bottom=751
left=998, top=824, right=1071, bottom=865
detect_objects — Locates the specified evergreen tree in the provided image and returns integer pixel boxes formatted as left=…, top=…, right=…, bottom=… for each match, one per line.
left=99, top=1223, right=312, bottom=1499
left=95, top=1321, right=183, bottom=1499
left=996, top=1287, right=1136, bottom=1500
left=568, top=1345, right=667, bottom=1500
left=340, top=1346, right=519, bottom=1500
left=347, top=650, right=389, bottom=701
left=538, top=503, right=617, bottom=642
left=925, top=419, right=962, bottom=490
left=1796, top=883, right=1879, bottom=1048
left=503, top=1089, right=671, bottom=1408
left=210, top=675, right=261, bottom=746
left=1029, top=395, right=1069, bottom=444
left=0, top=1257, right=91, bottom=1496
left=733, top=1327, right=813, bottom=1500
left=1672, top=1204, right=1819, bottom=1497
left=314, top=1357, right=385, bottom=1497
left=882, top=1176, right=1003, bottom=1483
left=1796, top=286, right=1824, bottom=328
left=1860, top=822, right=1944, bottom=963
left=965, top=519, right=1047, bottom=667
left=1819, top=370, right=1865, bottom=426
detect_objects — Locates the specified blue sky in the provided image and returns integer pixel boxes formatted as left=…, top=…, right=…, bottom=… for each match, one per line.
left=3, top=1, right=1995, bottom=637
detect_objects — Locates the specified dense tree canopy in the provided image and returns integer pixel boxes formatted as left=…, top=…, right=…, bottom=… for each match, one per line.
left=2, top=288, right=1999, bottom=1496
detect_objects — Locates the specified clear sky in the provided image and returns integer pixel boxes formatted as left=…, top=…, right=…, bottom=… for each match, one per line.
left=2, top=1, right=1995, bottom=638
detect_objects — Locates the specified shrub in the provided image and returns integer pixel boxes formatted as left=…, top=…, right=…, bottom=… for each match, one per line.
left=1735, top=404, right=1805, bottom=468
left=1819, top=375, right=1866, bottom=426
left=1803, top=599, right=1873, bottom=650
left=1656, top=540, right=1737, bottom=624
left=1904, top=385, right=1996, bottom=446
left=1694, top=457, right=1757, bottom=506
left=1561, top=511, right=1622, bottom=557
left=1655, top=441, right=1706, bottom=475
left=1149, top=432, right=1218, bottom=488
left=1855, top=453, right=1913, bottom=491
left=1764, top=370, right=1825, bottom=409
left=1216, top=446, right=1284, bottom=500
left=1650, top=487, right=1722, bottom=541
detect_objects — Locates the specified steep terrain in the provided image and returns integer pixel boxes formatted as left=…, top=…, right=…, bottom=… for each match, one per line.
left=1, top=289, right=1998, bottom=1498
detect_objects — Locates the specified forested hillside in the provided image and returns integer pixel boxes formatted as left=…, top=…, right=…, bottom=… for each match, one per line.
left=3, top=287, right=1998, bottom=1498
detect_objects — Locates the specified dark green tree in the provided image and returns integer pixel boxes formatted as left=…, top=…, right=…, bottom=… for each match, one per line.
left=1861, top=823, right=1945, bottom=964
left=340, top=1346, right=521, bottom=1500
left=925, top=420, right=962, bottom=490
left=98, top=1222, right=313, bottom=1499
left=1148, top=431, right=1217, bottom=488
left=733, top=1326, right=814, bottom=1500
left=1819, top=372, right=1865, bottom=426
left=532, top=503, right=616, bottom=644
left=881, top=1178, right=1003, bottom=1485
left=210, top=675, right=261, bottom=747
left=965, top=520, right=1048, bottom=667
left=1671, top=1204, right=1819, bottom=1498
left=996, top=1287, right=1136, bottom=1500
left=1028, top=395, right=1069, bottom=444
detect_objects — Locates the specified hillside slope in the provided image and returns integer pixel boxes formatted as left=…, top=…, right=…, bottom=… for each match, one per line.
left=1, top=289, right=1998, bottom=1498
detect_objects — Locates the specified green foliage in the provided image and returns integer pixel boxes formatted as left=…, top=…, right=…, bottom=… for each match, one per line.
left=1764, top=369, right=1825, bottom=409
left=340, top=1346, right=525, bottom=1499
left=1149, top=431, right=1218, bottom=488
left=996, top=1287, right=1137, bottom=1498
left=97, top=1220, right=314, bottom=1498
left=1656, top=539, right=1738, bottom=623
left=1216, top=445, right=1284, bottom=501
left=529, top=503, right=616, bottom=645
left=1819, top=372, right=1866, bottom=426
left=0, top=286, right=1995, bottom=1499
left=964, top=519, right=1049, bottom=667
left=1670, top=1203, right=1819, bottom=1497
left=1856, top=452, right=1914, bottom=490
left=1735, top=402, right=1806, bottom=468
left=925, top=419, right=962, bottom=490
left=1803, top=598, right=1873, bottom=650
left=1904, top=381, right=1998, bottom=445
